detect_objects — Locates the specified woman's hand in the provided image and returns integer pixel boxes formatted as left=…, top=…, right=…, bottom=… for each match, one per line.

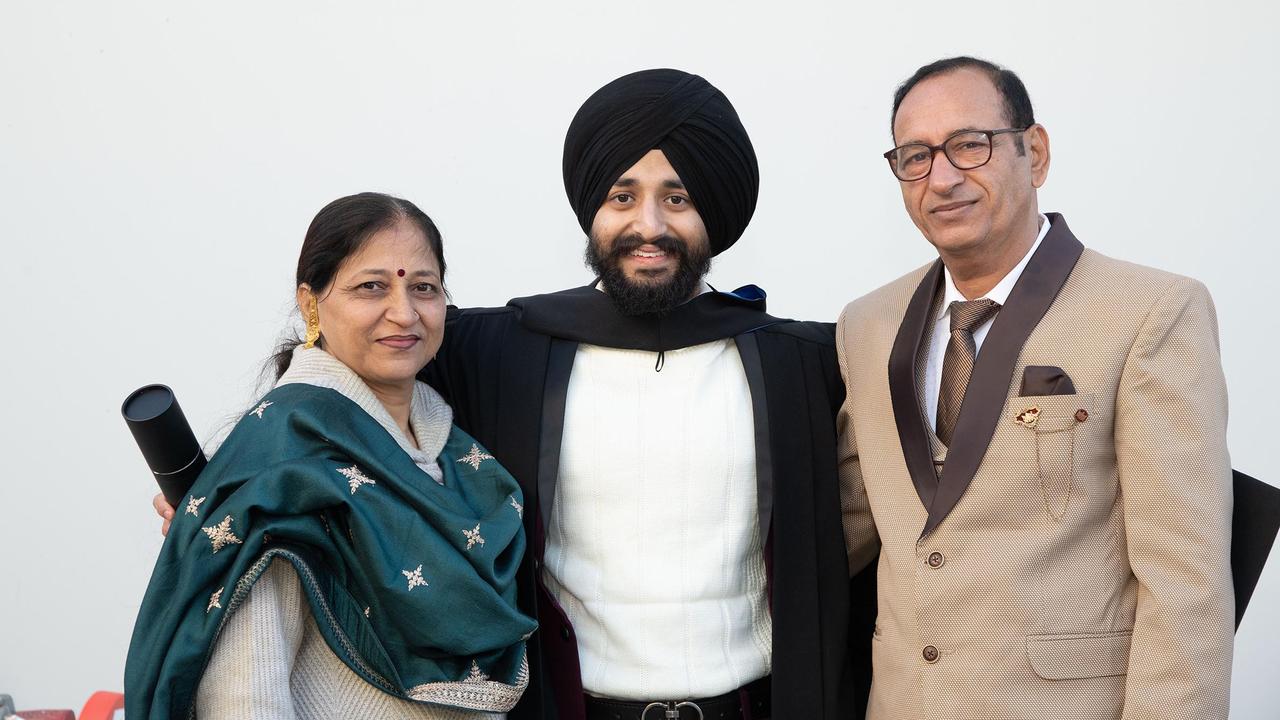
left=154, top=493, right=175, bottom=536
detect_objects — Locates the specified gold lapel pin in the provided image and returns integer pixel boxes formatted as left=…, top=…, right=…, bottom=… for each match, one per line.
left=1014, top=406, right=1041, bottom=429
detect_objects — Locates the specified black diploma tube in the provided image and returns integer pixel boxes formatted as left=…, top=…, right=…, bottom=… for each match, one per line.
left=122, top=384, right=208, bottom=506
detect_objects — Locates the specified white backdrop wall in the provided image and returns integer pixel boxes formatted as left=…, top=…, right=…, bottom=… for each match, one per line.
left=2, top=0, right=1276, bottom=715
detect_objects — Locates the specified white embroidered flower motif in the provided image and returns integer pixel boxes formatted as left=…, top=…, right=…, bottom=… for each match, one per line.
left=509, top=495, right=523, bottom=518
left=337, top=465, right=376, bottom=494
left=249, top=401, right=273, bottom=419
left=202, top=515, right=243, bottom=553
left=456, top=444, right=495, bottom=471
left=207, top=586, right=224, bottom=613
left=463, top=524, right=485, bottom=551
left=402, top=564, right=428, bottom=591
left=464, top=660, right=488, bottom=683
left=185, top=495, right=206, bottom=516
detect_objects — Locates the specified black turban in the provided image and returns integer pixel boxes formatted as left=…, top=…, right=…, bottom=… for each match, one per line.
left=562, top=69, right=760, bottom=257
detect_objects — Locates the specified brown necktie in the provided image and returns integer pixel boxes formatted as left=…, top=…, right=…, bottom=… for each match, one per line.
left=936, top=298, right=1001, bottom=447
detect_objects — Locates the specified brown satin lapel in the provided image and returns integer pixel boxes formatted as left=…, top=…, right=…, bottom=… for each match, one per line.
left=889, top=259, right=946, bottom=515
left=923, top=214, right=1085, bottom=536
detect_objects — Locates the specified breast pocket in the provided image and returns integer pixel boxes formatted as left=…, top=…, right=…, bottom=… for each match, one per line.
left=1012, top=393, right=1095, bottom=520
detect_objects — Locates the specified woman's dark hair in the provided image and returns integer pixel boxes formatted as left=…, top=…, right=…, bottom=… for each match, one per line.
left=269, top=192, right=446, bottom=380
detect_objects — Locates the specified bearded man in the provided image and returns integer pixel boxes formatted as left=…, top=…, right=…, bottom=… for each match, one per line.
left=423, top=69, right=875, bottom=720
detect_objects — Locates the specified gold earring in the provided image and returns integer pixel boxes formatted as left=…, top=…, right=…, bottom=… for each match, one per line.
left=303, top=296, right=320, bottom=349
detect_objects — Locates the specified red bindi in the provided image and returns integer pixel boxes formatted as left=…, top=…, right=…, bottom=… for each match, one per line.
left=397, top=268, right=405, bottom=277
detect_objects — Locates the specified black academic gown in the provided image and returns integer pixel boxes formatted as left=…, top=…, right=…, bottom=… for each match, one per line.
left=420, top=285, right=877, bottom=720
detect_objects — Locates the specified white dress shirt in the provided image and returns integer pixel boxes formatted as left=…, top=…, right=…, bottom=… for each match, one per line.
left=924, top=214, right=1052, bottom=432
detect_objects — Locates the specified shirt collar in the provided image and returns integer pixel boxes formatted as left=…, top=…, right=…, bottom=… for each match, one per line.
left=938, top=213, right=1052, bottom=320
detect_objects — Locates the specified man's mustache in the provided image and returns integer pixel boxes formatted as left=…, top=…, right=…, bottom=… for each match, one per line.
left=604, top=234, right=688, bottom=259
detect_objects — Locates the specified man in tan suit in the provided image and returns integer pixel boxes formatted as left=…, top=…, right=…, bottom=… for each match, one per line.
left=836, top=57, right=1234, bottom=719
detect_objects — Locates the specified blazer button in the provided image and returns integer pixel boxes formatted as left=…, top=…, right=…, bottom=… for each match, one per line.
left=1075, top=408, right=1089, bottom=422
left=923, top=645, right=940, bottom=663
left=927, top=552, right=945, bottom=568
left=560, top=626, right=571, bottom=641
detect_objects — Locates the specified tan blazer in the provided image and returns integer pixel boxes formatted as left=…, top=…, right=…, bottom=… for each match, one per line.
left=836, top=215, right=1233, bottom=720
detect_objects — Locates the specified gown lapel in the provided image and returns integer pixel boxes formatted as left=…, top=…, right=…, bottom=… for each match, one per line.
left=734, top=332, right=774, bottom=555
left=534, top=338, right=578, bottom=557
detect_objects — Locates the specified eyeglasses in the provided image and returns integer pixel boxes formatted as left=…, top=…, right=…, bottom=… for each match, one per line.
left=883, top=127, right=1029, bottom=182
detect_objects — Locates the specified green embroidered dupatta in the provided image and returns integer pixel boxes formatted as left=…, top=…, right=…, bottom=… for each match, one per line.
left=124, top=383, right=535, bottom=719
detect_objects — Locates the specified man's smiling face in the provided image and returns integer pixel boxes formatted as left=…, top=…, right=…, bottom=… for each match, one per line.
left=587, top=148, right=711, bottom=315
left=892, top=67, right=1044, bottom=260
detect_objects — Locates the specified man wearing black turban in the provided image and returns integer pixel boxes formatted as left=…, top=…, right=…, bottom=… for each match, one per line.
left=421, top=69, right=876, bottom=720
left=563, top=68, right=759, bottom=260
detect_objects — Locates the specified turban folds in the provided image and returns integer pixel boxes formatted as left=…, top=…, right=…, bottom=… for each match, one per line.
left=562, top=69, right=760, bottom=256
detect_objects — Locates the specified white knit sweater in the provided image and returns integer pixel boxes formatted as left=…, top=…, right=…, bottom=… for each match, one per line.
left=194, top=347, right=503, bottom=719
left=196, top=559, right=502, bottom=720
left=543, top=339, right=771, bottom=700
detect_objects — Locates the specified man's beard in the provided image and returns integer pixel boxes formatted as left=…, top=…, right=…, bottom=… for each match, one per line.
left=585, top=232, right=712, bottom=317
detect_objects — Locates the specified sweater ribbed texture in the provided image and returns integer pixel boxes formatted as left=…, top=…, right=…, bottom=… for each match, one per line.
left=544, top=339, right=770, bottom=700
left=196, top=559, right=501, bottom=719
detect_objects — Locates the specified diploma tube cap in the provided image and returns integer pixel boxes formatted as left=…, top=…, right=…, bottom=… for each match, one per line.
left=122, top=384, right=207, bottom=505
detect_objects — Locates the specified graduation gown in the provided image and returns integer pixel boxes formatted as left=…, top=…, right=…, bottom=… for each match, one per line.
left=420, top=284, right=877, bottom=720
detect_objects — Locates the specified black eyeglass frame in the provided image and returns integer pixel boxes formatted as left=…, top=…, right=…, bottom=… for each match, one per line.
left=883, top=127, right=1030, bottom=182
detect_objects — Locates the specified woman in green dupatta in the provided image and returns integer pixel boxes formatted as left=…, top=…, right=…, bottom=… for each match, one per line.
left=126, top=193, right=535, bottom=720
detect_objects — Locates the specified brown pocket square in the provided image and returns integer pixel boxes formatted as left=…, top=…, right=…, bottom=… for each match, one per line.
left=1019, top=365, right=1077, bottom=396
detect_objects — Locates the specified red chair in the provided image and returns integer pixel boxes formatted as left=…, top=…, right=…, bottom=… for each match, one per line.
left=79, top=692, right=125, bottom=720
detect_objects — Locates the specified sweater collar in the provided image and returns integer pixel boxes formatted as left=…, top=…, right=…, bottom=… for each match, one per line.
left=276, top=346, right=452, bottom=471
